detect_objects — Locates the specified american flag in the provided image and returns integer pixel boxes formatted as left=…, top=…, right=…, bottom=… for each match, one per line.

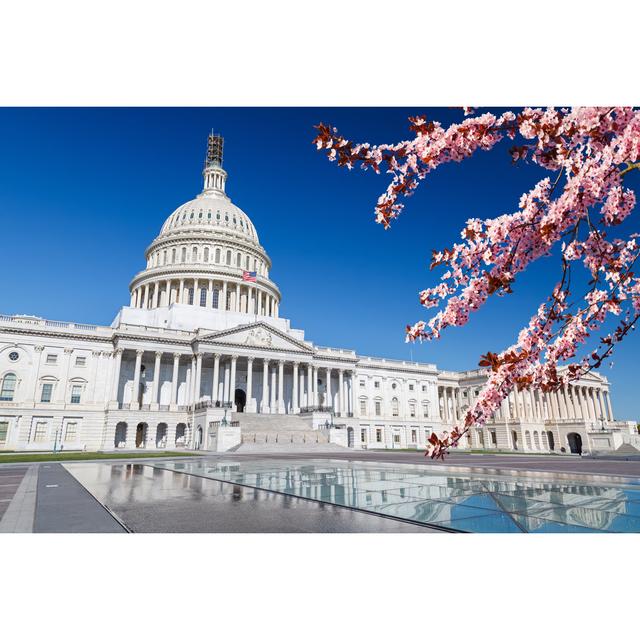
left=242, top=270, right=257, bottom=282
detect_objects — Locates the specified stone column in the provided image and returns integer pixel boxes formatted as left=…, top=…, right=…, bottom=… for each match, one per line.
left=261, top=359, right=270, bottom=413
left=351, top=371, right=357, bottom=418
left=587, top=387, right=598, bottom=421
left=235, top=283, right=240, bottom=312
left=596, top=388, right=607, bottom=422
left=313, top=366, right=319, bottom=406
left=292, top=362, right=299, bottom=413
left=110, top=348, right=123, bottom=403
left=152, top=351, right=162, bottom=408
left=325, top=368, right=332, bottom=409
left=338, top=369, right=345, bottom=417
left=270, top=364, right=277, bottom=411
left=193, top=278, right=199, bottom=306
left=223, top=359, right=231, bottom=405
left=171, top=353, right=180, bottom=407
left=212, top=354, right=220, bottom=404
left=222, top=281, right=228, bottom=311
left=246, top=357, right=255, bottom=412
left=278, top=360, right=285, bottom=414
left=179, top=279, right=185, bottom=304
left=299, top=366, right=306, bottom=408
left=230, top=356, right=237, bottom=410
left=130, top=349, right=143, bottom=409
left=605, top=391, right=614, bottom=421
left=187, top=357, right=195, bottom=405
left=153, top=283, right=160, bottom=308
left=194, top=353, right=203, bottom=404
left=307, top=364, right=313, bottom=410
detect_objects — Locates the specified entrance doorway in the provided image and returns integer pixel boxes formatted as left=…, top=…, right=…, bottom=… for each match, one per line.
left=511, top=430, right=518, bottom=450
left=114, top=422, right=127, bottom=448
left=347, top=427, right=354, bottom=448
left=195, top=426, right=203, bottom=450
left=234, top=388, right=246, bottom=412
left=567, top=432, right=583, bottom=454
left=135, top=423, right=147, bottom=448
left=547, top=431, right=555, bottom=451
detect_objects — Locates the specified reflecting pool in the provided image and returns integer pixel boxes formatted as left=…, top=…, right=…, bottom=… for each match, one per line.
left=152, top=458, right=640, bottom=533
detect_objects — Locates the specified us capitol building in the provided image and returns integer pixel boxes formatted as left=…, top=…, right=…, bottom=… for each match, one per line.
left=0, top=134, right=636, bottom=455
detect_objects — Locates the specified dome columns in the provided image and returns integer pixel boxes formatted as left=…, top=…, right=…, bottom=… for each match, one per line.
left=129, top=277, right=280, bottom=317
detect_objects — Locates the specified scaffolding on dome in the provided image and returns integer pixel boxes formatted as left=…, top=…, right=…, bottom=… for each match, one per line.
left=206, top=132, right=224, bottom=168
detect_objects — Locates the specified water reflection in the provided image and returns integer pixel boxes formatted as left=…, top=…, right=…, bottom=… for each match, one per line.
left=148, top=459, right=640, bottom=533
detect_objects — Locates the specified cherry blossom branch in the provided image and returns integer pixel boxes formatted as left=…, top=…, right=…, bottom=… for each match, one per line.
left=314, top=107, right=640, bottom=458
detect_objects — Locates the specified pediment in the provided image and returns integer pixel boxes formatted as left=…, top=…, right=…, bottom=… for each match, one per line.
left=199, top=322, right=313, bottom=354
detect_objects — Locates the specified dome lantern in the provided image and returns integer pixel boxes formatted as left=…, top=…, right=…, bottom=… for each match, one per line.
left=202, top=131, right=227, bottom=196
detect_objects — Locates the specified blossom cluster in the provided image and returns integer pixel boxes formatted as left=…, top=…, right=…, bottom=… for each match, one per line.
left=314, top=107, right=640, bottom=458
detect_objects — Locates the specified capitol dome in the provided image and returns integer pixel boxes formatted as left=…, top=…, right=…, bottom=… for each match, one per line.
left=127, top=133, right=281, bottom=319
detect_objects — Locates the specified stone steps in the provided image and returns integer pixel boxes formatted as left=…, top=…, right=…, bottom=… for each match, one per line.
left=232, top=442, right=345, bottom=453
left=232, top=412, right=312, bottom=432
left=240, top=430, right=330, bottom=444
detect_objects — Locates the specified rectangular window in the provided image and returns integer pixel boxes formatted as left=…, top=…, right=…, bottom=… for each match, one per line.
left=410, top=404, right=416, bottom=417
left=65, top=422, right=77, bottom=442
left=374, top=381, right=380, bottom=389
left=0, top=421, right=8, bottom=443
left=41, top=383, right=53, bottom=403
left=46, top=354, right=57, bottom=364
left=393, top=434, right=401, bottom=444
left=409, top=384, right=414, bottom=391
left=360, top=429, right=366, bottom=443
left=360, top=400, right=366, bottom=414
left=200, top=288, right=207, bottom=307
left=375, top=401, right=381, bottom=416
left=188, top=288, right=194, bottom=304
left=411, top=430, right=417, bottom=443
left=75, top=356, right=86, bottom=367
left=34, top=422, right=47, bottom=442
left=359, top=379, right=365, bottom=388
left=422, top=385, right=427, bottom=392
left=423, top=404, right=429, bottom=418
left=70, top=385, right=81, bottom=404
left=376, top=428, right=383, bottom=443
left=212, top=288, right=220, bottom=309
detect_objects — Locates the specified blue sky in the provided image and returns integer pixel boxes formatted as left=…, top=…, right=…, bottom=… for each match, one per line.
left=0, top=107, right=637, bottom=420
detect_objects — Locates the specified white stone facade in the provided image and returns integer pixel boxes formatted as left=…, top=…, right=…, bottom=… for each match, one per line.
left=0, top=133, right=636, bottom=454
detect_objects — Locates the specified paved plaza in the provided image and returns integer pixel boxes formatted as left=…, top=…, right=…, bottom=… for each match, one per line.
left=1, top=451, right=640, bottom=533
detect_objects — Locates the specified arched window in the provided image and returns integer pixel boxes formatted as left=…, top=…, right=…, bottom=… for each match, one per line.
left=192, top=246, right=198, bottom=262
left=0, top=373, right=17, bottom=401
left=226, top=250, right=232, bottom=265
left=188, top=288, right=194, bottom=305
left=181, top=247, right=187, bottom=262
left=199, top=288, right=207, bottom=307
left=212, top=288, right=220, bottom=309
left=171, top=248, right=176, bottom=263
left=245, top=255, right=250, bottom=269
left=391, top=397, right=399, bottom=417
left=215, top=248, right=221, bottom=263
left=236, top=252, right=241, bottom=267
left=204, top=247, right=209, bottom=262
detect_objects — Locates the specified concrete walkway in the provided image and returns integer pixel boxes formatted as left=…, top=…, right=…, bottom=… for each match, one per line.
left=0, top=466, right=37, bottom=532
left=33, top=464, right=127, bottom=533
